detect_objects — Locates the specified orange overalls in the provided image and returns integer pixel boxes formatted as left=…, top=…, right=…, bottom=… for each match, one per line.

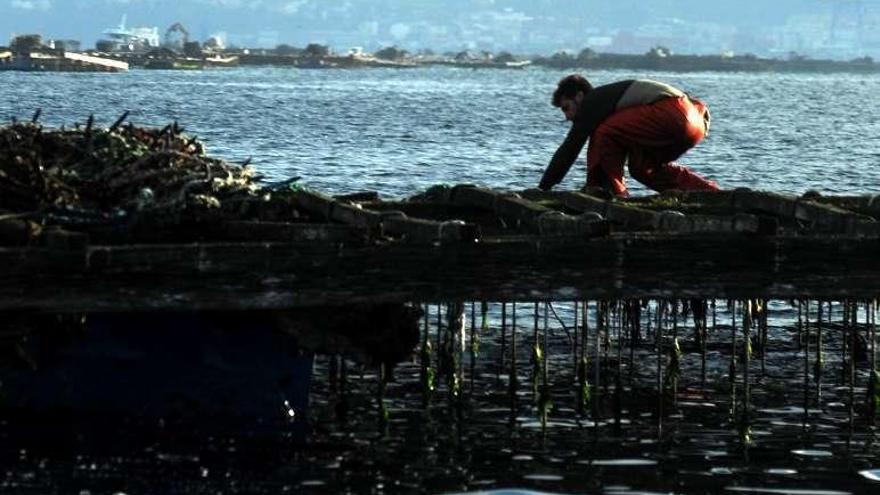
left=586, top=95, right=720, bottom=197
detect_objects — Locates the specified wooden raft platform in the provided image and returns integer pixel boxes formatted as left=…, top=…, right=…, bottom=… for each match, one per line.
left=3, top=185, right=880, bottom=311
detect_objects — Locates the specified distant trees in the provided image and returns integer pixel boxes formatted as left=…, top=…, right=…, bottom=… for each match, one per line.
left=577, top=47, right=598, bottom=63
left=375, top=46, right=409, bottom=60
left=304, top=43, right=330, bottom=57
left=11, top=34, right=43, bottom=53
left=549, top=50, right=575, bottom=65
left=95, top=40, right=115, bottom=52
left=183, top=41, right=202, bottom=58
left=494, top=51, right=515, bottom=64
left=203, top=36, right=225, bottom=52
left=275, top=43, right=300, bottom=55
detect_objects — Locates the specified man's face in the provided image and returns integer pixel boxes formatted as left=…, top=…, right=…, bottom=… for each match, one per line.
left=559, top=92, right=584, bottom=122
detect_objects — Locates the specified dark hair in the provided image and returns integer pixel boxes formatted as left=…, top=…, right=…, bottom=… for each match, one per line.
left=552, top=74, right=593, bottom=107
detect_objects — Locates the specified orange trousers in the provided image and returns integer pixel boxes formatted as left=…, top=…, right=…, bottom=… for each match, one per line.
left=586, top=95, right=720, bottom=197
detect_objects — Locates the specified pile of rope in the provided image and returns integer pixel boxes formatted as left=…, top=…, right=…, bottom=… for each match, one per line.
left=0, top=112, right=264, bottom=238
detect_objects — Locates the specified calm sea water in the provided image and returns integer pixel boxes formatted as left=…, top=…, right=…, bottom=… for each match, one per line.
left=2, top=66, right=879, bottom=197
left=1, top=68, right=879, bottom=494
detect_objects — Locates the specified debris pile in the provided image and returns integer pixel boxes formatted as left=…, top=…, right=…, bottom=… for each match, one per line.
left=0, top=113, right=277, bottom=244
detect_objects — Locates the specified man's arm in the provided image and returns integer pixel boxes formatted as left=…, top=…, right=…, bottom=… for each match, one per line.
left=538, top=122, right=589, bottom=190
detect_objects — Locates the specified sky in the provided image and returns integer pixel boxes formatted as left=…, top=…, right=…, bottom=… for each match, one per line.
left=0, top=0, right=867, bottom=55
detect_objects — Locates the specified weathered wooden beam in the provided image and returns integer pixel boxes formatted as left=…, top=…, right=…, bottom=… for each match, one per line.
left=449, top=185, right=548, bottom=225
left=334, top=191, right=380, bottom=203
left=291, top=189, right=380, bottom=228
left=523, top=190, right=658, bottom=230
left=221, top=221, right=368, bottom=243
left=2, top=234, right=880, bottom=311
left=807, top=195, right=880, bottom=221
left=673, top=189, right=875, bottom=231
left=285, top=189, right=480, bottom=244
left=651, top=211, right=770, bottom=234
left=447, top=185, right=609, bottom=237
left=522, top=190, right=771, bottom=234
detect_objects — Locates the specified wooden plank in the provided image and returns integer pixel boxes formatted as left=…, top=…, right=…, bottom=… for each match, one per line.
left=651, top=212, right=767, bottom=234
left=449, top=185, right=547, bottom=220
left=522, top=190, right=771, bottom=234
left=448, top=185, right=609, bottom=236
left=382, top=216, right=480, bottom=244
left=555, top=191, right=658, bottom=229
left=672, top=189, right=875, bottom=231
left=292, top=189, right=479, bottom=244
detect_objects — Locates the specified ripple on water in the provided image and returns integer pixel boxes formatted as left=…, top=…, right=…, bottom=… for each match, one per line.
left=579, top=459, right=658, bottom=467
left=790, top=449, right=833, bottom=457
left=522, top=474, right=565, bottom=482
left=299, top=480, right=326, bottom=487
left=519, top=420, right=580, bottom=429
left=711, top=467, right=735, bottom=475
left=764, top=468, right=798, bottom=475
left=724, top=487, right=851, bottom=495
left=448, top=490, right=564, bottom=495
left=604, top=491, right=678, bottom=495
left=859, top=469, right=880, bottom=482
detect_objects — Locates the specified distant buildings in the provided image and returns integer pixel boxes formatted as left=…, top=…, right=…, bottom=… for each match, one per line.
left=99, top=15, right=159, bottom=52
left=7, top=2, right=880, bottom=60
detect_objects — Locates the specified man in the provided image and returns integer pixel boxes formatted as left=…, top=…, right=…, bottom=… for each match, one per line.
left=538, top=74, right=720, bottom=196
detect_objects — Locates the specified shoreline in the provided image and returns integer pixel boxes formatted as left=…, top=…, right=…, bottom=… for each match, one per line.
left=4, top=46, right=878, bottom=74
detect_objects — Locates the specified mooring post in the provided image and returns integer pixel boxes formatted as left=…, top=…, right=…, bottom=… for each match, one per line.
left=577, top=300, right=590, bottom=418
left=730, top=300, right=738, bottom=422
left=446, top=302, right=465, bottom=409
left=759, top=299, right=767, bottom=377
left=500, top=302, right=507, bottom=384
left=870, top=300, right=878, bottom=423
left=592, top=300, right=601, bottom=424
left=816, top=300, right=824, bottom=404
left=698, top=299, right=708, bottom=389
left=849, top=300, right=857, bottom=439
left=615, top=301, right=624, bottom=435
left=470, top=301, right=477, bottom=392
left=329, top=354, right=339, bottom=393
left=656, top=299, right=664, bottom=438
left=741, top=300, right=753, bottom=447
left=377, top=362, right=388, bottom=428
left=421, top=302, right=434, bottom=409
left=540, top=302, right=551, bottom=432
left=338, top=354, right=349, bottom=423
left=629, top=301, right=639, bottom=384
left=532, top=302, right=540, bottom=406
left=509, top=302, right=518, bottom=419
left=670, top=301, right=679, bottom=409
left=573, top=301, right=579, bottom=377
left=802, top=300, right=810, bottom=427
left=842, top=300, right=850, bottom=386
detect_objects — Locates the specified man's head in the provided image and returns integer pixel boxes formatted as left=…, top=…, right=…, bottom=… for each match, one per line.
left=552, top=74, right=592, bottom=121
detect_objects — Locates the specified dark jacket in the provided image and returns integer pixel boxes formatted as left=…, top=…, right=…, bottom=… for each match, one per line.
left=538, top=79, right=684, bottom=190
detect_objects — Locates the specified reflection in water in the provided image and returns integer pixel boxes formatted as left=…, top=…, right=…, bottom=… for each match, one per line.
left=301, top=299, right=879, bottom=494
left=0, top=299, right=878, bottom=493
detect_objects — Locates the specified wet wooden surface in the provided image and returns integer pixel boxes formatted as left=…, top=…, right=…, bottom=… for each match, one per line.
left=3, top=185, right=880, bottom=311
